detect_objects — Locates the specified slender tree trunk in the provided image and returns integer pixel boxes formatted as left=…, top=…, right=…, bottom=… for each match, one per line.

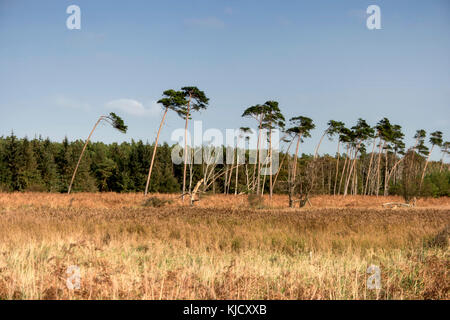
left=145, top=107, right=168, bottom=196
left=384, top=147, right=389, bottom=196
left=256, top=116, right=263, bottom=195
left=224, top=164, right=228, bottom=194
left=338, top=145, right=349, bottom=195
left=344, top=143, right=361, bottom=197
left=289, top=134, right=302, bottom=207
left=235, top=146, right=239, bottom=195
left=269, top=129, right=273, bottom=200
left=227, top=161, right=233, bottom=194
left=272, top=137, right=294, bottom=189
left=420, top=145, right=435, bottom=189
left=182, top=95, right=192, bottom=201
left=439, top=150, right=447, bottom=172
left=364, top=137, right=377, bottom=196
left=333, top=141, right=340, bottom=196
left=68, top=117, right=103, bottom=194
left=386, top=156, right=405, bottom=188
left=376, top=141, right=384, bottom=197
left=314, top=131, right=326, bottom=159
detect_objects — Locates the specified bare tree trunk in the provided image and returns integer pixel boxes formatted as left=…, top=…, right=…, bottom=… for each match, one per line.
left=333, top=141, right=340, bottom=196
left=383, top=147, right=389, bottom=196
left=182, top=94, right=192, bottom=201
left=269, top=129, right=273, bottom=200
left=420, top=145, right=435, bottom=189
left=364, top=137, right=377, bottom=196
left=439, top=148, right=448, bottom=172
left=234, top=148, right=239, bottom=195
left=245, top=163, right=250, bottom=191
left=376, top=141, right=385, bottom=197
left=227, top=161, right=233, bottom=194
left=272, top=137, right=294, bottom=191
left=256, top=116, right=263, bottom=195
left=289, top=134, right=302, bottom=207
left=224, top=164, right=228, bottom=194
left=386, top=156, right=405, bottom=188
left=68, top=117, right=103, bottom=194
left=338, top=145, right=349, bottom=195
left=344, top=143, right=361, bottom=197
left=314, top=131, right=326, bottom=159
left=145, top=107, right=168, bottom=196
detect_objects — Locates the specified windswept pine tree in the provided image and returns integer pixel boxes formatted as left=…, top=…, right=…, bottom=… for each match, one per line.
left=68, top=113, right=127, bottom=194
left=260, top=101, right=285, bottom=199
left=286, top=116, right=315, bottom=207
left=420, top=131, right=443, bottom=189
left=343, top=119, right=373, bottom=197
left=178, top=87, right=209, bottom=200
left=241, top=103, right=270, bottom=195
left=439, top=141, right=450, bottom=172
left=145, top=89, right=187, bottom=196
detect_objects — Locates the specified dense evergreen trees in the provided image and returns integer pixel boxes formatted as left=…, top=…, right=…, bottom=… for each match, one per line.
left=0, top=132, right=448, bottom=197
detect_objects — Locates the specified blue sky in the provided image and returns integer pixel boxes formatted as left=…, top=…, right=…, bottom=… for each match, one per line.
left=0, top=0, right=449, bottom=160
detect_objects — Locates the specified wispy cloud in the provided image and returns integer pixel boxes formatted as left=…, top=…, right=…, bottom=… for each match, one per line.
left=105, top=99, right=160, bottom=117
left=184, top=17, right=225, bottom=29
left=54, top=95, right=90, bottom=110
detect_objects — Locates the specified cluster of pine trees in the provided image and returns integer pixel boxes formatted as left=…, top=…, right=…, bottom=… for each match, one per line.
left=0, top=132, right=448, bottom=197
left=0, top=87, right=448, bottom=199
left=0, top=134, right=179, bottom=193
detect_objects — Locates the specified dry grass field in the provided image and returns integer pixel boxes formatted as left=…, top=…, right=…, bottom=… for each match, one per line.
left=0, top=193, right=448, bottom=300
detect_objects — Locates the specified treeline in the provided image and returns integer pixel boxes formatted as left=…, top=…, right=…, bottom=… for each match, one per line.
left=0, top=133, right=448, bottom=197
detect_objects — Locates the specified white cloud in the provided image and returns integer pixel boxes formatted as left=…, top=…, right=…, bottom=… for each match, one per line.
left=54, top=95, right=90, bottom=110
left=184, top=17, right=225, bottom=29
left=105, top=99, right=160, bottom=117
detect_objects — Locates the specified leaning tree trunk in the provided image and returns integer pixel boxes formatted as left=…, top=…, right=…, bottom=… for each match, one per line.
left=145, top=107, right=168, bottom=196
left=182, top=95, right=192, bottom=201
left=364, top=137, right=377, bottom=196
left=338, top=146, right=349, bottom=195
left=68, top=116, right=103, bottom=194
left=375, top=141, right=384, bottom=197
left=289, top=134, right=302, bottom=207
left=234, top=146, right=240, bottom=195
left=420, top=145, right=435, bottom=190
left=314, top=131, right=326, bottom=159
left=272, top=137, right=294, bottom=189
left=255, top=116, right=263, bottom=195
left=269, top=129, right=273, bottom=200
left=383, top=146, right=389, bottom=196
left=343, top=143, right=361, bottom=197
left=385, top=156, right=405, bottom=188
left=333, top=141, right=340, bottom=196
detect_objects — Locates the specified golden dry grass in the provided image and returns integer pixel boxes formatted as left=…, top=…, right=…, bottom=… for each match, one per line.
left=0, top=192, right=449, bottom=210
left=0, top=193, right=448, bottom=300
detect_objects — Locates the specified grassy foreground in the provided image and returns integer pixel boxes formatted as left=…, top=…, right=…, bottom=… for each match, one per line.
left=0, top=193, right=448, bottom=300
